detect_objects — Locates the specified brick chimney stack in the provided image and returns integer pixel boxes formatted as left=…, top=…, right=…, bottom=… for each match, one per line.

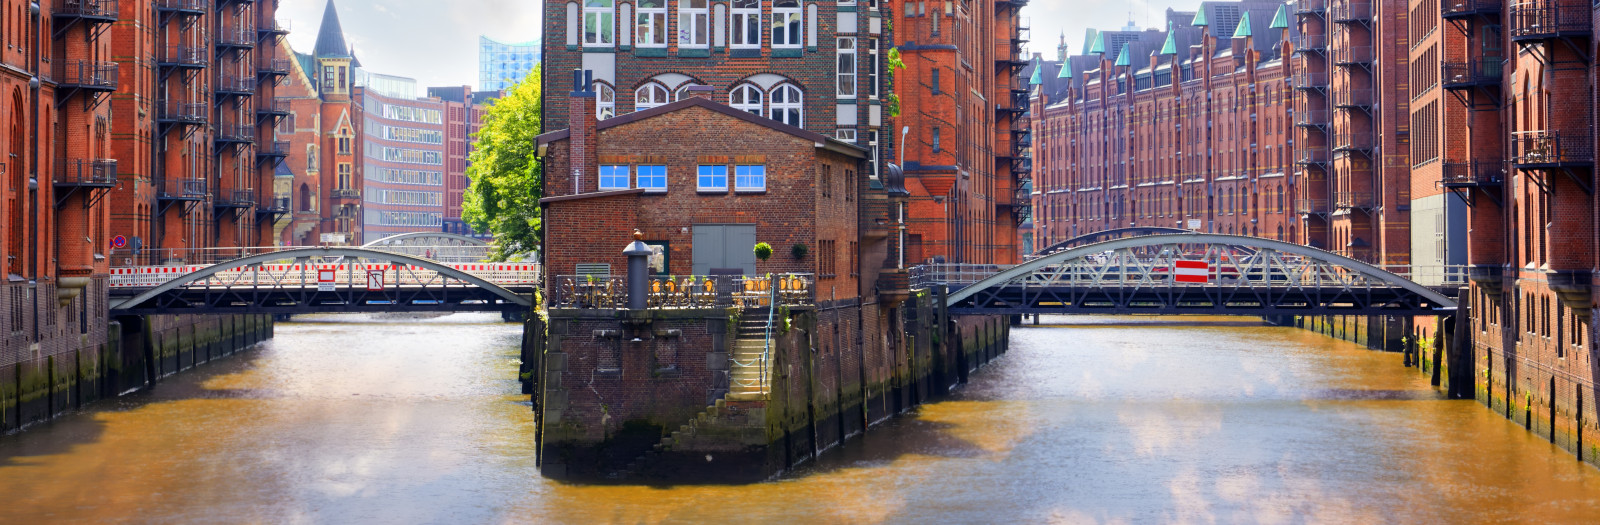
left=568, top=69, right=598, bottom=195
left=683, top=84, right=716, bottom=101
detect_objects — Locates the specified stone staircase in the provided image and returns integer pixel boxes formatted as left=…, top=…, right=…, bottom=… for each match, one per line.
left=728, top=310, right=773, bottom=400
left=608, top=309, right=774, bottom=480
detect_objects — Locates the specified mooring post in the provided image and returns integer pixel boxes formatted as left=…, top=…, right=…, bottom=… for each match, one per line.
left=624, top=229, right=652, bottom=310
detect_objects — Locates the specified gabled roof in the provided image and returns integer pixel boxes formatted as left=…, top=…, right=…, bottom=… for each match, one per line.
left=1114, top=44, right=1132, bottom=66
left=536, top=97, right=867, bottom=159
left=1160, top=22, right=1179, bottom=55
left=1233, top=11, right=1253, bottom=38
left=1029, top=60, right=1044, bottom=85
left=314, top=0, right=352, bottom=58
left=1270, top=4, right=1290, bottom=29
left=1192, top=7, right=1209, bottom=26
left=1088, top=32, right=1106, bottom=54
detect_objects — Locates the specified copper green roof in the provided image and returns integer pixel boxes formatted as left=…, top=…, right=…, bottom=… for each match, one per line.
left=1114, top=43, right=1132, bottom=66
left=1089, top=32, right=1106, bottom=54
left=1270, top=5, right=1290, bottom=29
left=1192, top=7, right=1209, bottom=26
left=1233, top=11, right=1253, bottom=38
left=1030, top=62, right=1043, bottom=85
left=1058, top=62, right=1072, bottom=79
left=1160, top=21, right=1178, bottom=55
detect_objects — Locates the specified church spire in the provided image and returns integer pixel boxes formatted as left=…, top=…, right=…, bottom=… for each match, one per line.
left=314, top=0, right=352, bottom=59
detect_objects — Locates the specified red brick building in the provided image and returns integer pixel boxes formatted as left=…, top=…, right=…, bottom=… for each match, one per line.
left=104, top=0, right=287, bottom=261
left=2, top=0, right=125, bottom=429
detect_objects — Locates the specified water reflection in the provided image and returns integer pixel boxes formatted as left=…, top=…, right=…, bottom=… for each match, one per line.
left=1, top=314, right=1598, bottom=523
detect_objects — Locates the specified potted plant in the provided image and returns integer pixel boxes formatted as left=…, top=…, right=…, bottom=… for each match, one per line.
left=753, top=242, right=773, bottom=263
left=791, top=243, right=808, bottom=260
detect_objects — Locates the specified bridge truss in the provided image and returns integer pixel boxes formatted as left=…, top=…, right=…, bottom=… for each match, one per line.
left=110, top=248, right=537, bottom=315
left=919, top=234, right=1459, bottom=316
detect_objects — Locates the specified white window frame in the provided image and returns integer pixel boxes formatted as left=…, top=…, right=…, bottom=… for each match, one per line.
left=599, top=165, right=630, bottom=190
left=638, top=165, right=668, bottom=192
left=772, top=0, right=802, bottom=48
left=678, top=0, right=709, bottom=48
left=596, top=83, right=616, bottom=120
left=583, top=0, right=615, bottom=47
left=636, top=0, right=667, bottom=47
left=732, top=0, right=762, bottom=49
left=635, top=83, right=670, bottom=111
left=735, top=165, right=767, bottom=192
left=867, top=39, right=880, bottom=99
left=697, top=165, right=729, bottom=192
left=730, top=83, right=763, bottom=115
left=837, top=37, right=857, bottom=98
left=866, top=130, right=879, bottom=180
left=771, top=83, right=804, bottom=127
left=836, top=129, right=857, bottom=143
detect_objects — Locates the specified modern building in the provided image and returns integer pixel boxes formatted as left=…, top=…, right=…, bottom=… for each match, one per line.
left=479, top=36, right=541, bottom=92
left=358, top=74, right=447, bottom=242
left=1031, top=0, right=1600, bottom=466
left=539, top=0, right=1022, bottom=267
left=427, top=86, right=490, bottom=237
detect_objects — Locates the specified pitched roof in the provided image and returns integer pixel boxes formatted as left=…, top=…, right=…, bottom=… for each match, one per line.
left=1114, top=43, right=1132, bottom=66
left=313, top=0, right=352, bottom=58
left=1160, top=21, right=1179, bottom=55
left=1232, top=11, right=1253, bottom=38
left=1270, top=4, right=1290, bottom=29
left=536, top=97, right=867, bottom=159
left=1192, top=6, right=1209, bottom=26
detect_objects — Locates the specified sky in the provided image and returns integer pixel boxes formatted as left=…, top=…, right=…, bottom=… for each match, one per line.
left=276, top=0, right=1187, bottom=90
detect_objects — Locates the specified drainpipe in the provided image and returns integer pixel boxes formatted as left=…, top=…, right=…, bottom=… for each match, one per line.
left=29, top=1, right=41, bottom=342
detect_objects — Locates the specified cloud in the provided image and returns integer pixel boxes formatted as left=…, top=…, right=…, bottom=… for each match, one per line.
left=1023, top=1, right=1186, bottom=58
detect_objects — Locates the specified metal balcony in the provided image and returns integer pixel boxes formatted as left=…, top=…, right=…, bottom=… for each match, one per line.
left=256, top=99, right=290, bottom=121
left=256, top=141, right=290, bottom=164
left=156, top=100, right=208, bottom=125
left=1441, top=161, right=1505, bottom=187
left=1297, top=148, right=1330, bottom=165
left=1511, top=131, right=1594, bottom=168
left=56, top=60, right=118, bottom=92
left=155, top=0, right=205, bottom=16
left=258, top=58, right=292, bottom=80
left=217, top=28, right=256, bottom=50
left=214, top=189, right=256, bottom=210
left=157, top=179, right=208, bottom=202
left=1333, top=88, right=1374, bottom=108
left=1441, top=0, right=1500, bottom=19
left=1333, top=46, right=1374, bottom=65
left=1294, top=0, right=1326, bottom=15
left=1292, top=71, right=1329, bottom=90
left=216, top=75, right=255, bottom=97
left=258, top=19, right=291, bottom=39
left=157, top=46, right=207, bottom=69
left=1442, top=61, right=1503, bottom=89
left=215, top=124, right=257, bottom=146
left=1334, top=130, right=1375, bottom=152
left=1335, top=191, right=1375, bottom=210
left=53, top=0, right=119, bottom=24
left=54, top=159, right=117, bottom=187
left=1293, top=34, right=1327, bottom=54
left=1295, top=109, right=1330, bottom=128
left=1295, top=198, right=1328, bottom=215
left=1330, top=1, right=1372, bottom=22
left=1509, top=1, right=1591, bottom=41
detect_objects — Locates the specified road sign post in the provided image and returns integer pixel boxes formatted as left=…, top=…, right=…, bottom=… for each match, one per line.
left=317, top=268, right=336, bottom=292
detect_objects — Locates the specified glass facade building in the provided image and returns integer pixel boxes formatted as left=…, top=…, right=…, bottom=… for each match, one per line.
left=479, top=36, right=541, bottom=92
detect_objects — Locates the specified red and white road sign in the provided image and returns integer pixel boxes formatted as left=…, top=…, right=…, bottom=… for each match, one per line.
left=1174, top=260, right=1209, bottom=283
left=317, top=268, right=337, bottom=292
left=367, top=269, right=386, bottom=291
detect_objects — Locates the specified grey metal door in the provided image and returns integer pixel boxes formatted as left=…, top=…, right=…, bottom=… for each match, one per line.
left=692, top=224, right=757, bottom=276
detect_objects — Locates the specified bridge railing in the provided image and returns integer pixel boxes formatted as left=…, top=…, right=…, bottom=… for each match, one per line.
left=912, top=260, right=1471, bottom=291
left=549, top=274, right=815, bottom=309
left=110, top=260, right=541, bottom=290
left=110, top=244, right=493, bottom=267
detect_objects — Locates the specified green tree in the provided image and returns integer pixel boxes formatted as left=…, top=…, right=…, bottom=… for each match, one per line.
left=463, top=66, right=543, bottom=261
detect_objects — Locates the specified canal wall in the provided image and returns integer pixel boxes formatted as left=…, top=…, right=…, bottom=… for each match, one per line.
left=0, top=312, right=272, bottom=434
left=528, top=292, right=1008, bottom=482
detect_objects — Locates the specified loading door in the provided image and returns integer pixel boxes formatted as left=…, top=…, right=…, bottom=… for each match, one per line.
left=692, top=224, right=757, bottom=276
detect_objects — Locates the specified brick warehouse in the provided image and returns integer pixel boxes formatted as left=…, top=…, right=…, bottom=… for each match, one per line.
left=104, top=0, right=288, bottom=263
left=1030, top=0, right=1600, bottom=466
left=0, top=0, right=136, bottom=429
left=540, top=0, right=1025, bottom=266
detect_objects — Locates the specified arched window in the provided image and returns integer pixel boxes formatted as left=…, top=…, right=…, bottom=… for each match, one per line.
left=1277, top=185, right=1285, bottom=213
left=299, top=183, right=313, bottom=212
left=730, top=83, right=763, bottom=115
left=8, top=90, right=23, bottom=276
left=596, top=83, right=615, bottom=119
left=770, top=84, right=803, bottom=126
left=635, top=83, right=670, bottom=111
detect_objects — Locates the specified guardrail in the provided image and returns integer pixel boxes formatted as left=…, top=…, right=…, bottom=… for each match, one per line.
left=110, top=261, right=541, bottom=290
left=550, top=273, right=815, bottom=309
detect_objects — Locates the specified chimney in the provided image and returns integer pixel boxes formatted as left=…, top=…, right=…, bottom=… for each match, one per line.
left=683, top=84, right=716, bottom=101
left=567, top=69, right=598, bottom=195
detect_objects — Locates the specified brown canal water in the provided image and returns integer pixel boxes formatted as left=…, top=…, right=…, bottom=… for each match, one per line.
left=2, top=314, right=1600, bottom=523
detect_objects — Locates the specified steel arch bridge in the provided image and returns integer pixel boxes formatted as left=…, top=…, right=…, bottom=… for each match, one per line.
left=361, top=232, right=492, bottom=263
left=1036, top=227, right=1194, bottom=255
left=110, top=248, right=537, bottom=315
left=918, top=234, right=1458, bottom=316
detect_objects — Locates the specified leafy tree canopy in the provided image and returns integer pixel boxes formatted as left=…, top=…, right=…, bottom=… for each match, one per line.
left=464, top=66, right=543, bottom=261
